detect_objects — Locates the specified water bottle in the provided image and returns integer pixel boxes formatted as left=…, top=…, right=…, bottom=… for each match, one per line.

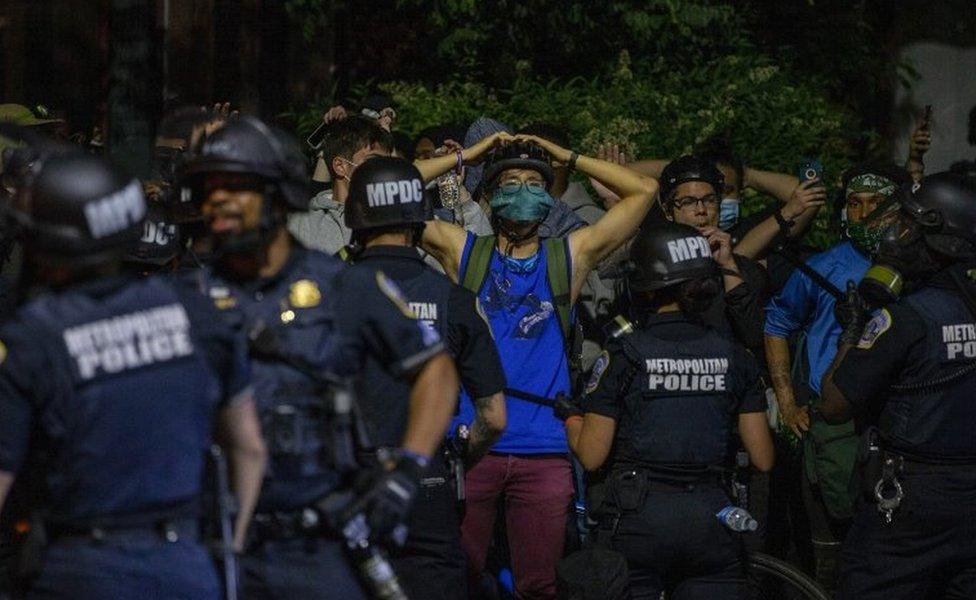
left=716, top=505, right=758, bottom=532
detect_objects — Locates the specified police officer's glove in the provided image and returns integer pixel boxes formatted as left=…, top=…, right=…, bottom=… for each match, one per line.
left=553, top=393, right=584, bottom=422
left=835, top=281, right=870, bottom=347
left=352, top=451, right=427, bottom=544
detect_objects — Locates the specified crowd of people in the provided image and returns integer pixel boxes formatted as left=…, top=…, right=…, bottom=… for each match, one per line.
left=0, top=94, right=974, bottom=600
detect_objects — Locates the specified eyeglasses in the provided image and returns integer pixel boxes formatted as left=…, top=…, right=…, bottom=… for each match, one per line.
left=498, top=179, right=547, bottom=195
left=673, top=195, right=720, bottom=210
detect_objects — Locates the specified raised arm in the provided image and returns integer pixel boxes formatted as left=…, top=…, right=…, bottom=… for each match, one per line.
left=744, top=167, right=799, bottom=204
left=420, top=220, right=468, bottom=282
left=733, top=179, right=825, bottom=259
left=512, top=136, right=656, bottom=302
left=627, top=158, right=671, bottom=178
left=414, top=131, right=513, bottom=183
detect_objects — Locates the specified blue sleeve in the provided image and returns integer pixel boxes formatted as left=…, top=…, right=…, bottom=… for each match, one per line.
left=764, top=266, right=815, bottom=339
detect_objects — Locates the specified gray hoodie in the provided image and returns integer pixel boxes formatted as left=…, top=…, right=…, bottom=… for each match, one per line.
left=287, top=189, right=350, bottom=255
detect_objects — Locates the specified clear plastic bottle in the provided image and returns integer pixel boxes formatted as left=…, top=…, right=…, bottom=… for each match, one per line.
left=716, top=505, right=758, bottom=532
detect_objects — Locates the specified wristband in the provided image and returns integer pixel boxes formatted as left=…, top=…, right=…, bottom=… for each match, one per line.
left=455, top=149, right=464, bottom=175
left=564, top=415, right=584, bottom=427
left=568, top=151, right=579, bottom=171
left=774, top=209, right=795, bottom=232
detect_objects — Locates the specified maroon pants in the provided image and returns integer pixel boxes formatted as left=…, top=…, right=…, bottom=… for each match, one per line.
left=460, top=453, right=574, bottom=600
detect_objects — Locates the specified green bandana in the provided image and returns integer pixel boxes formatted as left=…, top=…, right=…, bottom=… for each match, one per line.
left=846, top=173, right=897, bottom=198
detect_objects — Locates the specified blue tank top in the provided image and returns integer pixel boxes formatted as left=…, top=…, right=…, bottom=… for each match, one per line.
left=457, top=233, right=570, bottom=454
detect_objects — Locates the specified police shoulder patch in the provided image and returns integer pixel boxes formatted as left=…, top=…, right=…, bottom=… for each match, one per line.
left=858, top=308, right=893, bottom=349
left=375, top=271, right=416, bottom=319
left=585, top=350, right=611, bottom=395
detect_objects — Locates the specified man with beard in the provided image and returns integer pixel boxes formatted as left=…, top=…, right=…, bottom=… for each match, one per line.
left=182, top=116, right=460, bottom=599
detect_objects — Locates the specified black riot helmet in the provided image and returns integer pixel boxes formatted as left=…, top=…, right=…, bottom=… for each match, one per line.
left=898, top=172, right=976, bottom=259
left=10, top=153, right=146, bottom=267
left=659, top=155, right=725, bottom=206
left=123, top=202, right=182, bottom=271
left=482, top=141, right=554, bottom=191
left=345, top=156, right=430, bottom=232
left=182, top=115, right=310, bottom=212
left=628, top=221, right=717, bottom=292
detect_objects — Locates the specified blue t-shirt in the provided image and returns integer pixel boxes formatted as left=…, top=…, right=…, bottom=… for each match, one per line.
left=456, top=233, right=571, bottom=454
left=764, top=241, right=870, bottom=395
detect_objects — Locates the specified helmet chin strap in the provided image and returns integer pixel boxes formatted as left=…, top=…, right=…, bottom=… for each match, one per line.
left=492, top=216, right=541, bottom=254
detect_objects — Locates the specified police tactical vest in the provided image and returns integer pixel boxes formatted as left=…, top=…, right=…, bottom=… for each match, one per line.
left=617, top=321, right=739, bottom=470
left=387, top=267, right=453, bottom=349
left=882, top=287, right=976, bottom=462
left=19, top=277, right=221, bottom=519
left=197, top=249, right=348, bottom=510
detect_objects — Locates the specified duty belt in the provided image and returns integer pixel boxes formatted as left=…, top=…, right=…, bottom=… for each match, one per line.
left=45, top=501, right=201, bottom=543
left=252, top=507, right=332, bottom=541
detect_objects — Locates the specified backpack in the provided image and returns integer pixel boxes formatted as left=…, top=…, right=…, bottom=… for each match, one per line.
left=460, top=235, right=577, bottom=358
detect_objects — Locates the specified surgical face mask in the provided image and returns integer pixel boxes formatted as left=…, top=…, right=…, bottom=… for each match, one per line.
left=490, top=181, right=554, bottom=222
left=718, top=198, right=740, bottom=230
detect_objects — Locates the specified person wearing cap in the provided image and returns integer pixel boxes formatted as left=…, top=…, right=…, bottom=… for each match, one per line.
left=562, top=221, right=773, bottom=600
left=0, top=152, right=266, bottom=599
left=182, top=116, right=459, bottom=598
left=343, top=156, right=507, bottom=600
left=0, top=104, right=63, bottom=174
left=820, top=172, right=976, bottom=599
left=763, top=162, right=911, bottom=594
left=420, top=133, right=656, bottom=599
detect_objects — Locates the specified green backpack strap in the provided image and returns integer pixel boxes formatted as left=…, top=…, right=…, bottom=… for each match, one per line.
left=460, top=235, right=497, bottom=295
left=460, top=235, right=573, bottom=343
left=543, top=237, right=572, bottom=342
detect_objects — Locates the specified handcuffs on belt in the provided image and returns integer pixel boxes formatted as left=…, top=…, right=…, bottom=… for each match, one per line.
left=874, top=454, right=905, bottom=524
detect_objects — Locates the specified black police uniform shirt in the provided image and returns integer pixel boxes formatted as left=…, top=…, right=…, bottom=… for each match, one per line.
left=352, top=245, right=506, bottom=447
left=705, top=254, right=768, bottom=357
left=0, top=274, right=250, bottom=520
left=833, top=271, right=976, bottom=463
left=582, top=312, right=766, bottom=474
left=194, top=243, right=444, bottom=511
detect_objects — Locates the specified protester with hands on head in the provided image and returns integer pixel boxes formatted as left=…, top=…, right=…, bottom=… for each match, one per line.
left=420, top=131, right=656, bottom=599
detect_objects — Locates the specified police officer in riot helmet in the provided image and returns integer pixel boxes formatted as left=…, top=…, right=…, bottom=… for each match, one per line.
left=344, top=156, right=507, bottom=600
left=184, top=117, right=460, bottom=598
left=0, top=152, right=266, bottom=599
left=822, top=172, right=976, bottom=599
left=656, top=155, right=766, bottom=356
left=559, top=221, right=774, bottom=600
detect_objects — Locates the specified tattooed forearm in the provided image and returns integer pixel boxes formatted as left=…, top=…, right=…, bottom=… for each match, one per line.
left=764, top=334, right=796, bottom=406
left=466, top=392, right=506, bottom=464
